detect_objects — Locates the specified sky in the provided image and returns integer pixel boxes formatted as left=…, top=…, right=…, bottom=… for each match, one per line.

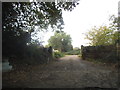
left=38, top=0, right=119, bottom=48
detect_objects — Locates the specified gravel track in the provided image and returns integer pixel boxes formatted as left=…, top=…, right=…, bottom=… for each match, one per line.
left=2, top=55, right=118, bottom=88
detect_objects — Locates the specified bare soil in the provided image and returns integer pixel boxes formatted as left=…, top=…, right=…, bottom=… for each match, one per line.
left=2, top=55, right=118, bottom=88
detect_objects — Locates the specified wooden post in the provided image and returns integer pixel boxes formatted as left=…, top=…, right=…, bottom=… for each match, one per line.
left=48, top=46, right=53, bottom=59
left=81, top=45, right=85, bottom=60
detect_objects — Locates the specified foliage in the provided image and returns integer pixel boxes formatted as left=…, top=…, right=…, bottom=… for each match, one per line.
left=26, top=46, right=44, bottom=64
left=109, top=15, right=119, bottom=29
left=48, top=31, right=73, bottom=52
left=73, top=47, right=80, bottom=50
left=2, top=2, right=79, bottom=58
left=64, top=50, right=80, bottom=55
left=9, top=43, right=52, bottom=65
left=53, top=51, right=64, bottom=58
left=85, top=14, right=120, bottom=46
left=64, top=47, right=80, bottom=55
left=85, top=26, right=116, bottom=46
left=3, top=2, right=79, bottom=32
left=109, top=15, right=120, bottom=44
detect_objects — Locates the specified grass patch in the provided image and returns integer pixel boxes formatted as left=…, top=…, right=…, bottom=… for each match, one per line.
left=64, top=50, right=80, bottom=55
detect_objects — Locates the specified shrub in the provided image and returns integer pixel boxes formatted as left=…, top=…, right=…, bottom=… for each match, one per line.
left=53, top=51, right=64, bottom=58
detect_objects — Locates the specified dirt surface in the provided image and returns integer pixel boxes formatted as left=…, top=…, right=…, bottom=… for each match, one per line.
left=3, top=55, right=118, bottom=88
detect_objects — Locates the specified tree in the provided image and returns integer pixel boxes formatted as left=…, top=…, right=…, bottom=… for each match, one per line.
left=48, top=31, right=73, bottom=52
left=73, top=47, right=80, bottom=50
left=85, top=26, right=115, bottom=46
left=3, top=2, right=79, bottom=34
left=109, top=15, right=120, bottom=45
left=2, top=2, right=79, bottom=57
left=85, top=15, right=120, bottom=46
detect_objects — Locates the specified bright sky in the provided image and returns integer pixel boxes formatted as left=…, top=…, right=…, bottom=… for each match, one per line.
left=38, top=0, right=119, bottom=48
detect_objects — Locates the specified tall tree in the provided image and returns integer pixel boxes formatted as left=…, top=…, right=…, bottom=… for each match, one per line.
left=2, top=2, right=79, bottom=57
left=48, top=31, right=73, bottom=52
left=109, top=15, right=120, bottom=45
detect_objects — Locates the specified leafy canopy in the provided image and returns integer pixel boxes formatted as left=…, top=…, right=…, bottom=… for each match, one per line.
left=85, top=26, right=115, bottom=46
left=85, top=26, right=120, bottom=46
left=48, top=31, right=73, bottom=52
left=2, top=2, right=79, bottom=57
left=85, top=15, right=120, bottom=46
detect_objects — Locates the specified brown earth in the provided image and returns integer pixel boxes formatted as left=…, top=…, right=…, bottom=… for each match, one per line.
left=2, top=55, right=118, bottom=88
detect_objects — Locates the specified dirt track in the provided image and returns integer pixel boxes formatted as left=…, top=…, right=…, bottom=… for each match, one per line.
left=3, top=55, right=118, bottom=88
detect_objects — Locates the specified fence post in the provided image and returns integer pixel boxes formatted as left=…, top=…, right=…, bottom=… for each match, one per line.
left=81, top=45, right=85, bottom=60
left=48, top=46, right=53, bottom=59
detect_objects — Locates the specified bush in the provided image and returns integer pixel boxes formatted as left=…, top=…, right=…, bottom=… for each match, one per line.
left=53, top=51, right=64, bottom=58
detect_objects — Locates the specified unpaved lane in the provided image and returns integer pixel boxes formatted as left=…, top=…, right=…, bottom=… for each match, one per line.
left=3, top=55, right=118, bottom=88
left=27, top=55, right=118, bottom=88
